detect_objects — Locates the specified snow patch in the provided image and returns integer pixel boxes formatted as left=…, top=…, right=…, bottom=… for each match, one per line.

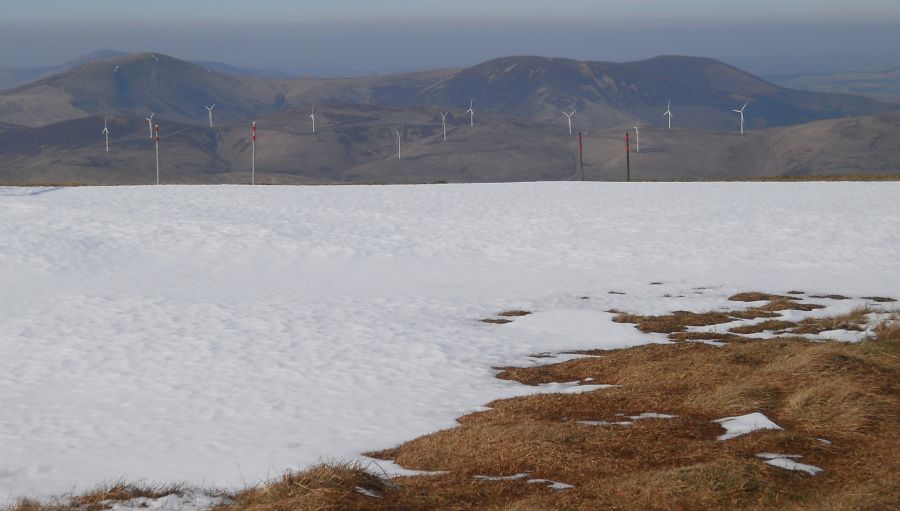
left=354, top=487, right=381, bottom=498
left=106, top=494, right=227, bottom=511
left=629, top=412, right=676, bottom=420
left=527, top=479, right=574, bottom=490
left=475, top=473, right=529, bottom=481
left=765, top=458, right=823, bottom=475
left=713, top=412, right=782, bottom=441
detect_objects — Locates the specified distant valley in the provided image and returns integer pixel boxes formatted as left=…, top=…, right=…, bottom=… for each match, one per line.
left=0, top=51, right=897, bottom=184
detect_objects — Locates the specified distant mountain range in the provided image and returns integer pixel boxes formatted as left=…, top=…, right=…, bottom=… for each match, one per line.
left=774, top=68, right=900, bottom=104
left=0, top=51, right=897, bottom=185
left=0, top=51, right=294, bottom=91
left=0, top=52, right=894, bottom=130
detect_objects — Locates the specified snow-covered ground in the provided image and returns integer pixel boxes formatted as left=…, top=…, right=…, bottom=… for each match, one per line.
left=1, top=182, right=898, bottom=503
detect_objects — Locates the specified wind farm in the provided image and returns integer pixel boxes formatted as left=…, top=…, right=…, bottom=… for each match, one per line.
left=1, top=52, right=896, bottom=186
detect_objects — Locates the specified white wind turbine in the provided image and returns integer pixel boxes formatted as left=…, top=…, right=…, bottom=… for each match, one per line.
left=440, top=112, right=449, bottom=141
left=205, top=104, right=215, bottom=127
left=395, top=129, right=402, bottom=159
left=145, top=113, right=154, bottom=139
left=101, top=117, right=110, bottom=152
left=310, top=105, right=316, bottom=133
left=663, top=100, right=673, bottom=130
left=633, top=119, right=640, bottom=153
left=466, top=99, right=475, bottom=127
left=562, top=109, right=576, bottom=135
left=733, top=103, right=748, bottom=135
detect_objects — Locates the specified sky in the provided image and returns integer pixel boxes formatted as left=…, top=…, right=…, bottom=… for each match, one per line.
left=8, top=0, right=900, bottom=23
left=3, top=1, right=900, bottom=76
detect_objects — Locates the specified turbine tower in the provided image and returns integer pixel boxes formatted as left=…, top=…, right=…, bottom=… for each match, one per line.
left=205, top=104, right=215, bottom=127
left=663, top=101, right=673, bottom=130
left=145, top=113, right=154, bottom=139
left=466, top=99, right=475, bottom=127
left=733, top=103, right=748, bottom=135
left=101, top=118, right=110, bottom=153
left=396, top=129, right=402, bottom=159
left=310, top=105, right=316, bottom=133
left=562, top=110, right=576, bottom=135
left=440, top=112, right=449, bottom=141
left=633, top=119, right=640, bottom=153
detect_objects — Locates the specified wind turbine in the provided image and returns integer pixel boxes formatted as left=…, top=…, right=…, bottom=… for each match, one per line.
left=395, top=129, right=402, bottom=159
left=562, top=109, right=576, bottom=135
left=145, top=113, right=154, bottom=139
left=633, top=119, right=640, bottom=153
left=466, top=99, right=475, bottom=127
left=101, top=118, right=110, bottom=152
left=440, top=112, right=449, bottom=141
left=205, top=104, right=215, bottom=127
left=310, top=105, right=316, bottom=133
left=663, top=101, right=673, bottom=130
left=733, top=103, right=748, bottom=135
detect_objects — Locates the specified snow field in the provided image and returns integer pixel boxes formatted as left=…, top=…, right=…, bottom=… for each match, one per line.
left=1, top=182, right=898, bottom=503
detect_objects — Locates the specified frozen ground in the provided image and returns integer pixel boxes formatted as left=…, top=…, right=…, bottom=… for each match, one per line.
left=1, top=182, right=898, bottom=503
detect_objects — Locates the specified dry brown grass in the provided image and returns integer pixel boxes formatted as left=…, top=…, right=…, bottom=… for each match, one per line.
left=481, top=318, right=513, bottom=325
left=352, top=324, right=899, bottom=510
left=792, top=307, right=874, bottom=335
left=864, top=296, right=898, bottom=303
left=729, top=320, right=798, bottom=335
left=612, top=310, right=733, bottom=333
left=729, top=292, right=798, bottom=302
left=498, top=310, right=532, bottom=318
left=481, top=310, right=532, bottom=324
left=224, top=463, right=390, bottom=511
left=614, top=294, right=887, bottom=345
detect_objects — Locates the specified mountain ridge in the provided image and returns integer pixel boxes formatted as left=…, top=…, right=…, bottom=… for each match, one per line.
left=0, top=52, right=894, bottom=131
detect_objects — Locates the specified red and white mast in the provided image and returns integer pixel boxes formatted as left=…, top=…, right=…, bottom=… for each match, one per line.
left=154, top=124, right=160, bottom=185
left=251, top=121, right=256, bottom=185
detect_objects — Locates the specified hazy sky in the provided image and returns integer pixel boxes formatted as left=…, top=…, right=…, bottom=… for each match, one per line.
left=3, top=1, right=900, bottom=76
left=8, top=0, right=900, bottom=22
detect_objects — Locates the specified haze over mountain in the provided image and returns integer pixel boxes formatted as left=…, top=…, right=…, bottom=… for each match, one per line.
left=0, top=51, right=294, bottom=92
left=0, top=52, right=893, bottom=132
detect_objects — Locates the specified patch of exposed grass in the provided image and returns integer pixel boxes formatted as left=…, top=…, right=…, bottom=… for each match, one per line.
left=792, top=307, right=874, bottom=335
left=729, top=320, right=798, bottom=335
left=612, top=310, right=733, bottom=333
left=481, top=318, right=513, bottom=325
left=753, top=299, right=826, bottom=312
left=729, top=292, right=797, bottom=302
left=864, top=296, right=898, bottom=303
left=873, top=316, right=900, bottom=343
left=226, top=463, right=389, bottom=511
left=810, top=294, right=850, bottom=300
left=498, top=310, right=532, bottom=318
left=728, top=309, right=781, bottom=320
